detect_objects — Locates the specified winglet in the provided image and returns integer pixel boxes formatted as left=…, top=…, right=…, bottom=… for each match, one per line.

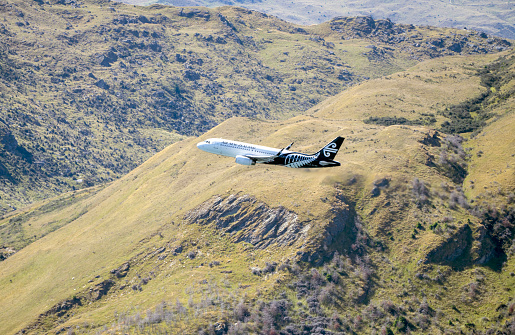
left=278, top=142, right=294, bottom=155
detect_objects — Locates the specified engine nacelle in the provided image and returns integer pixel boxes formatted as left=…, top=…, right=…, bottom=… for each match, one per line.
left=235, top=155, right=255, bottom=166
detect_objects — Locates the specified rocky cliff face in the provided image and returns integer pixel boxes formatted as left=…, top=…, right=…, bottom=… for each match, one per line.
left=183, top=194, right=307, bottom=249
left=182, top=192, right=368, bottom=268
left=330, top=16, right=511, bottom=59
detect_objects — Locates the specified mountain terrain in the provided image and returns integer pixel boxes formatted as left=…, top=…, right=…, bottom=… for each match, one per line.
left=0, top=0, right=512, bottom=214
left=0, top=46, right=514, bottom=334
left=121, top=0, right=515, bottom=40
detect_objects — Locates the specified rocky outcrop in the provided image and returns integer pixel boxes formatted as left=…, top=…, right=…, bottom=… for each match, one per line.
left=94, top=79, right=110, bottom=90
left=329, top=16, right=511, bottom=56
left=110, top=262, right=130, bottom=278
left=419, top=130, right=441, bottom=147
left=17, top=297, right=82, bottom=334
left=0, top=246, right=16, bottom=261
left=423, top=224, right=473, bottom=266
left=97, top=50, right=118, bottom=67
left=422, top=221, right=504, bottom=270
left=86, top=280, right=115, bottom=301
left=17, top=278, right=115, bottom=334
left=0, top=128, right=33, bottom=164
left=183, top=194, right=308, bottom=249
left=179, top=8, right=211, bottom=20
left=330, top=16, right=404, bottom=39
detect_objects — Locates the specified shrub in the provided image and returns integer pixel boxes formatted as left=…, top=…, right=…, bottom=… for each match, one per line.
left=187, top=251, right=196, bottom=259
left=251, top=267, right=262, bottom=276
left=353, top=315, right=363, bottom=330
left=307, top=294, right=322, bottom=315
left=318, top=283, right=335, bottom=306
left=208, top=261, right=220, bottom=267
left=234, top=302, right=250, bottom=322
left=331, top=251, right=346, bottom=272
left=441, top=216, right=454, bottom=223
left=465, top=281, right=480, bottom=299
left=418, top=298, right=433, bottom=316
left=310, top=268, right=324, bottom=286
left=412, top=178, right=430, bottom=205
left=260, top=299, right=290, bottom=330
left=449, top=190, right=469, bottom=209
left=263, top=262, right=277, bottom=274
left=381, top=299, right=397, bottom=315
left=438, top=136, right=469, bottom=183
left=380, top=326, right=394, bottom=335
left=250, top=262, right=277, bottom=276
left=439, top=92, right=491, bottom=134
left=277, top=262, right=291, bottom=272
left=363, top=303, right=385, bottom=322
left=364, top=116, right=434, bottom=126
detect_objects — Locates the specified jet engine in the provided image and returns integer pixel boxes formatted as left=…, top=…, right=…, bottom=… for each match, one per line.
left=235, top=155, right=255, bottom=166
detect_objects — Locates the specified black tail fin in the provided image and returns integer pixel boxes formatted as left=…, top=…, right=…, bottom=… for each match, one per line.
left=316, top=137, right=345, bottom=161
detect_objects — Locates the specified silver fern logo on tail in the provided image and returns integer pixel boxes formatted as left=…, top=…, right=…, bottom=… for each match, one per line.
left=317, top=137, right=344, bottom=161
left=323, top=142, right=339, bottom=158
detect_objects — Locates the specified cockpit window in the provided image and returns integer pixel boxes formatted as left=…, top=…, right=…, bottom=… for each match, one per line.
left=205, top=140, right=210, bottom=143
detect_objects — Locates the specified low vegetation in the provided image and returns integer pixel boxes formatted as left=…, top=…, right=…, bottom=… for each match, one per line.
left=0, top=1, right=514, bottom=334
left=0, top=0, right=511, bottom=213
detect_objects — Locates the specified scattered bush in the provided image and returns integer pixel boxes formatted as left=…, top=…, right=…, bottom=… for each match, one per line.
left=364, top=116, right=435, bottom=127
left=438, top=135, right=469, bottom=183
left=263, top=262, right=277, bottom=274
left=449, top=190, right=469, bottom=209
left=464, top=281, right=480, bottom=299
left=187, top=251, right=196, bottom=259
left=381, top=299, right=397, bottom=315
left=439, top=92, right=491, bottom=134
left=393, top=316, right=409, bottom=332
left=234, top=302, right=250, bottom=322
left=412, top=177, right=430, bottom=205
left=208, top=261, right=220, bottom=267
left=476, top=205, right=515, bottom=256
left=318, top=283, right=336, bottom=306
left=250, top=262, right=277, bottom=276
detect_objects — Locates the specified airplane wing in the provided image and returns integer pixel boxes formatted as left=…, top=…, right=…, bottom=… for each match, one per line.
left=244, top=154, right=277, bottom=163
left=244, top=142, right=294, bottom=163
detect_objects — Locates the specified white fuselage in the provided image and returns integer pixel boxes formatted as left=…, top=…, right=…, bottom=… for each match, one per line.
left=197, top=138, right=290, bottom=158
left=197, top=136, right=344, bottom=168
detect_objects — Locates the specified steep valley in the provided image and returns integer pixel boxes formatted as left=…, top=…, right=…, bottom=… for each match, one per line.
left=0, top=0, right=512, bottom=213
left=0, top=47, right=514, bottom=334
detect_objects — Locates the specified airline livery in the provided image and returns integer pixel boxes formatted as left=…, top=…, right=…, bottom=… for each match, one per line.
left=197, top=137, right=344, bottom=168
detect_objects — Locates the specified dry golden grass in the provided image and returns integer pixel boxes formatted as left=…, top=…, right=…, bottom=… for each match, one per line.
left=1, top=49, right=514, bottom=334
left=312, top=53, right=506, bottom=124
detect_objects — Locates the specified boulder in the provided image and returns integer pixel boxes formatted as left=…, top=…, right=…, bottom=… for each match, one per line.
left=98, top=50, right=118, bottom=67
left=94, top=79, right=110, bottom=90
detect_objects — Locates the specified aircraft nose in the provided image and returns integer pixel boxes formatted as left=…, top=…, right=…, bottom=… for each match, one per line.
left=197, top=141, right=207, bottom=151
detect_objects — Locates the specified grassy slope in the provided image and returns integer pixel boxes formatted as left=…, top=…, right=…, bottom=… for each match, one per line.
left=1, top=50, right=514, bottom=334
left=1, top=0, right=511, bottom=214
left=312, top=54, right=496, bottom=123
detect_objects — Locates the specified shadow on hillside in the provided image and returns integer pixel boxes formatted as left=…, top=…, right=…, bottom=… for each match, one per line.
left=424, top=223, right=506, bottom=272
left=317, top=193, right=381, bottom=305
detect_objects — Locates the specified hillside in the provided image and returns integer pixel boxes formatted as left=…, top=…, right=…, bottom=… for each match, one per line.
left=0, top=49, right=513, bottom=334
left=124, top=0, right=515, bottom=40
left=0, top=0, right=512, bottom=214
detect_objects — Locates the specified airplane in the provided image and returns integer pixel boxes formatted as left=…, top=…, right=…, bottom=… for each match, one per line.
left=197, top=136, right=344, bottom=168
